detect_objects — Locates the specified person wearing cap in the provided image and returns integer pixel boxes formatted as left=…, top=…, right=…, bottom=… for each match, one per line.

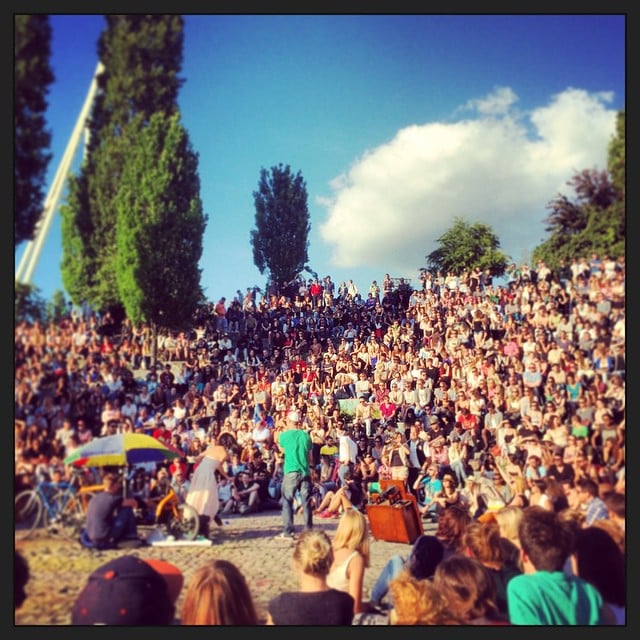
left=71, top=555, right=183, bottom=625
left=276, top=410, right=313, bottom=540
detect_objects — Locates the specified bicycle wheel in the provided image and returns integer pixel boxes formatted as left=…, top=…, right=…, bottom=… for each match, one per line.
left=15, top=490, right=43, bottom=540
left=50, top=494, right=85, bottom=540
left=166, top=503, right=199, bottom=540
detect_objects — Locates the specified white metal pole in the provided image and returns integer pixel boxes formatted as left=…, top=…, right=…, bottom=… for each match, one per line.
left=16, top=61, right=104, bottom=285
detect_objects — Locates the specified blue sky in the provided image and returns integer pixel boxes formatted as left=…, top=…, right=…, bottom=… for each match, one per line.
left=15, top=14, right=625, bottom=303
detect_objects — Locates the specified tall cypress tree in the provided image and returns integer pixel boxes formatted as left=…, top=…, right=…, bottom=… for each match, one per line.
left=14, top=14, right=54, bottom=247
left=61, top=15, right=184, bottom=312
left=114, top=112, right=207, bottom=329
left=250, top=163, right=311, bottom=292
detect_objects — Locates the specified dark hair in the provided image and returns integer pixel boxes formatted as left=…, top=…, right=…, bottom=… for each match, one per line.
left=406, top=535, right=445, bottom=580
left=15, top=551, right=30, bottom=610
left=603, top=492, right=625, bottom=519
left=517, top=506, right=573, bottom=572
left=576, top=477, right=599, bottom=498
left=574, top=527, right=625, bottom=607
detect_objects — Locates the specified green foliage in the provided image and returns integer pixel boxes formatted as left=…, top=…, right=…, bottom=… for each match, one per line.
left=61, top=15, right=185, bottom=313
left=532, top=110, right=625, bottom=269
left=14, top=14, right=54, bottom=247
left=114, top=113, right=207, bottom=329
left=425, top=217, right=509, bottom=276
left=250, top=164, right=311, bottom=290
left=15, top=282, right=47, bottom=324
left=46, top=290, right=70, bottom=323
left=608, top=110, right=625, bottom=197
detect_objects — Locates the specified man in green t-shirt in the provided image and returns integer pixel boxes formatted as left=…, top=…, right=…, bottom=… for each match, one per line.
left=507, top=506, right=606, bottom=624
left=276, top=411, right=313, bottom=540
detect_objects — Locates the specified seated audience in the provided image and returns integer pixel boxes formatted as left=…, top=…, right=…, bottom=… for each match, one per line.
left=326, top=509, right=371, bottom=615
left=181, top=559, right=258, bottom=625
left=267, top=529, right=354, bottom=625
left=72, top=555, right=183, bottom=625
left=370, top=534, right=444, bottom=609
left=507, top=506, right=607, bottom=624
left=433, top=555, right=509, bottom=624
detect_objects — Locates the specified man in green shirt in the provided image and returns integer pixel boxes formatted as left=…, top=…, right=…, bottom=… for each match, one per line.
left=507, top=506, right=605, bottom=625
left=276, top=411, right=313, bottom=540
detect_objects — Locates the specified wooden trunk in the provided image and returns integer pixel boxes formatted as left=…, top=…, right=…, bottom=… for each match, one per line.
left=366, top=499, right=423, bottom=544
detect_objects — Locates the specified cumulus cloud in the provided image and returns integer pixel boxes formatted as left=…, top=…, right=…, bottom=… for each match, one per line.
left=318, top=87, right=618, bottom=276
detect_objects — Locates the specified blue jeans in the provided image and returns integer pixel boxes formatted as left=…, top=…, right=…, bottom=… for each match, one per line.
left=321, top=481, right=338, bottom=499
left=281, top=471, right=312, bottom=535
left=109, top=506, right=138, bottom=542
left=450, top=459, right=468, bottom=485
left=268, top=478, right=282, bottom=500
left=370, top=554, right=406, bottom=605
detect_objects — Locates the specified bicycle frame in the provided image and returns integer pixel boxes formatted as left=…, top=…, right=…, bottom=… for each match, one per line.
left=37, top=480, right=75, bottom=521
left=154, top=487, right=181, bottom=521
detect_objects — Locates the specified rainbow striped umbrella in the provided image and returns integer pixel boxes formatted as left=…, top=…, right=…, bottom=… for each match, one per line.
left=64, top=433, right=180, bottom=468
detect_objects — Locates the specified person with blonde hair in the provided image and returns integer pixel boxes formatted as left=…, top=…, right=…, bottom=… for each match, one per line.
left=505, top=475, right=529, bottom=509
left=326, top=509, right=371, bottom=614
left=181, top=559, right=258, bottom=625
left=266, top=529, right=354, bottom=625
left=494, top=505, right=524, bottom=552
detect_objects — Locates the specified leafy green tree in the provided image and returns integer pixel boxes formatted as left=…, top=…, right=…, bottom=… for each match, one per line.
left=250, top=163, right=310, bottom=291
left=425, top=217, right=509, bottom=276
left=14, top=14, right=54, bottom=247
left=114, top=112, right=207, bottom=330
left=532, top=110, right=625, bottom=267
left=46, top=289, right=70, bottom=323
left=608, top=110, right=625, bottom=198
left=15, top=283, right=47, bottom=324
left=61, top=15, right=184, bottom=313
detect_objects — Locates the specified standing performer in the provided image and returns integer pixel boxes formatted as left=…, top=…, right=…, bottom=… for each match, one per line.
left=276, top=410, right=313, bottom=540
left=185, top=437, right=230, bottom=528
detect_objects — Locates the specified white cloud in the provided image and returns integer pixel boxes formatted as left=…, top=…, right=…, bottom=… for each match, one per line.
left=462, top=86, right=519, bottom=116
left=318, top=87, right=618, bottom=276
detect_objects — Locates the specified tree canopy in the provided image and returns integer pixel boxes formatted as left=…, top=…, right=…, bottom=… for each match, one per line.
left=14, top=14, right=54, bottom=247
left=425, top=217, right=509, bottom=276
left=114, top=112, right=207, bottom=329
left=532, top=109, right=625, bottom=267
left=250, top=163, right=311, bottom=291
left=61, top=15, right=185, bottom=314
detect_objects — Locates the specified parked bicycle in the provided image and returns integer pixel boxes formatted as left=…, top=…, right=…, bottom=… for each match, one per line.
left=14, top=468, right=102, bottom=541
left=134, top=485, right=200, bottom=541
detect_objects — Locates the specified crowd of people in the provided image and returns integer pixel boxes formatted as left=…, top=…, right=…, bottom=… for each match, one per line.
left=15, top=254, right=626, bottom=624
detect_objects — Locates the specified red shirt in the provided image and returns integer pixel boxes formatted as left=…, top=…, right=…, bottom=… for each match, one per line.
left=309, top=283, right=322, bottom=297
left=152, top=427, right=172, bottom=446
left=457, top=411, right=479, bottom=431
